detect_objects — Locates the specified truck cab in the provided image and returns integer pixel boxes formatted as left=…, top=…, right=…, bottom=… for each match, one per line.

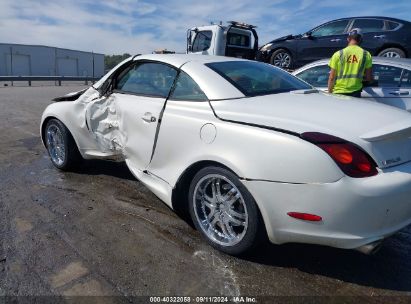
left=186, top=21, right=258, bottom=60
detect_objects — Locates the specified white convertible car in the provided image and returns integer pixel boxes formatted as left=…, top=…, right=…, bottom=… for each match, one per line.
left=41, top=54, right=411, bottom=255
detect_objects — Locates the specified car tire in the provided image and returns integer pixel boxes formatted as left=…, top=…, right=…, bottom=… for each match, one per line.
left=188, top=166, right=264, bottom=255
left=270, top=49, right=293, bottom=69
left=378, top=48, right=406, bottom=58
left=44, top=119, right=82, bottom=171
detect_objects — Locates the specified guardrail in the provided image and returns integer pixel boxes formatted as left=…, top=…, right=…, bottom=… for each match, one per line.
left=0, top=76, right=100, bottom=86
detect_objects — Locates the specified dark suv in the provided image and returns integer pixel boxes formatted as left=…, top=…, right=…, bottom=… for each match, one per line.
left=257, top=16, right=411, bottom=69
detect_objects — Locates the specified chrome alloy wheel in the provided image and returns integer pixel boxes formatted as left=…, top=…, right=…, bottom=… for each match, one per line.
left=46, top=124, right=65, bottom=166
left=193, top=174, right=248, bottom=246
left=273, top=52, right=291, bottom=68
left=382, top=51, right=401, bottom=58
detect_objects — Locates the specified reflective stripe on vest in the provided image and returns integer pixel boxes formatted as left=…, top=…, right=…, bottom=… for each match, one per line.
left=338, top=49, right=344, bottom=79
left=335, top=49, right=367, bottom=80
left=356, top=50, right=367, bottom=78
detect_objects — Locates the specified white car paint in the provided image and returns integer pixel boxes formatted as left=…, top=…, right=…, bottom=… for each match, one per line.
left=293, top=57, right=411, bottom=112
left=41, top=54, right=411, bottom=253
left=211, top=93, right=411, bottom=170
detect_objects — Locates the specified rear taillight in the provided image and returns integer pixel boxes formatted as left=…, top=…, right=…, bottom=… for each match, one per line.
left=302, top=132, right=378, bottom=178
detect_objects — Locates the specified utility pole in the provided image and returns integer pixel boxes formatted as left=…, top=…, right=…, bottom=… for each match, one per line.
left=10, top=46, right=13, bottom=86
left=92, top=51, right=95, bottom=81
left=54, top=47, right=58, bottom=86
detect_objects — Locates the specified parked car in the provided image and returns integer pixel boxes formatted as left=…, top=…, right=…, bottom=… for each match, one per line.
left=41, top=55, right=411, bottom=255
left=293, top=57, right=411, bottom=111
left=257, top=16, right=411, bottom=69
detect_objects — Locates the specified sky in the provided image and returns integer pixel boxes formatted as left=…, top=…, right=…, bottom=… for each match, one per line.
left=0, top=0, right=410, bottom=55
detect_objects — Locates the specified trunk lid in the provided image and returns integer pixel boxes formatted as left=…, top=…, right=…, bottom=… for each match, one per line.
left=211, top=92, right=411, bottom=169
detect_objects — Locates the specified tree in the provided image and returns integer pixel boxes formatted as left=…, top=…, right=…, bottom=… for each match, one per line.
left=104, top=53, right=132, bottom=71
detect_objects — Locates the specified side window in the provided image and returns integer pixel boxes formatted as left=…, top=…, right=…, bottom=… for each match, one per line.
left=400, top=69, right=411, bottom=88
left=227, top=33, right=250, bottom=47
left=311, top=20, right=350, bottom=37
left=372, top=64, right=402, bottom=87
left=116, top=62, right=177, bottom=97
left=192, top=31, right=212, bottom=52
left=170, top=71, right=208, bottom=101
left=295, top=65, right=330, bottom=87
left=352, top=19, right=385, bottom=33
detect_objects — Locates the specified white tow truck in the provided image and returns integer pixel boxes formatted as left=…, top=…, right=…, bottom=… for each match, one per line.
left=186, top=21, right=258, bottom=60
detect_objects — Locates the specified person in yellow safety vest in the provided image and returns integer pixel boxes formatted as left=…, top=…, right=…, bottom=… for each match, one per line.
left=328, top=28, right=373, bottom=97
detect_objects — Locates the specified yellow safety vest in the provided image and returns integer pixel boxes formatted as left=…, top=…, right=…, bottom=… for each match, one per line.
left=329, top=45, right=372, bottom=94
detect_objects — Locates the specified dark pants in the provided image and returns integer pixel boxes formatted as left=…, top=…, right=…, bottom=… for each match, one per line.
left=339, top=90, right=362, bottom=98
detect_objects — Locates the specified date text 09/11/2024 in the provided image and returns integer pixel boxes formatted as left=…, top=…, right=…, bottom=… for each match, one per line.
left=149, top=296, right=257, bottom=303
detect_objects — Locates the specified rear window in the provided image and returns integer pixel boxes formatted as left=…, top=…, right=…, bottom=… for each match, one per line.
left=227, top=33, right=250, bottom=47
left=206, top=61, right=312, bottom=97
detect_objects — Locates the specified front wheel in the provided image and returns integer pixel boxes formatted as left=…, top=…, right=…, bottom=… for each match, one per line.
left=188, top=166, right=264, bottom=255
left=45, top=119, right=82, bottom=171
left=270, top=49, right=293, bottom=69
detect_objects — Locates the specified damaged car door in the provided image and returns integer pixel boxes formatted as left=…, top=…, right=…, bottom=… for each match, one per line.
left=87, top=61, right=178, bottom=170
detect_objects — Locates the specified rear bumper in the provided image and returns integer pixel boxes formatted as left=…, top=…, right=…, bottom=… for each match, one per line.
left=243, top=161, right=411, bottom=249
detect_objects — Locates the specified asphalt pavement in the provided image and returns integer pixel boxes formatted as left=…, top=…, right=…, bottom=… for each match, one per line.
left=1, top=85, right=411, bottom=303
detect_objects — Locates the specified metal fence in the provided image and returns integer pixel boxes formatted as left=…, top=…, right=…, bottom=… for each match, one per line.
left=0, top=76, right=100, bottom=86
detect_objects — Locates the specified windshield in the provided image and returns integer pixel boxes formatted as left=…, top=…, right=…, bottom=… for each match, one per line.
left=206, top=61, right=312, bottom=97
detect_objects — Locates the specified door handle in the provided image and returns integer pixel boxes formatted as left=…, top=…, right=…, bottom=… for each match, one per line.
left=141, top=112, right=157, bottom=123
left=330, top=38, right=341, bottom=42
left=389, top=91, right=410, bottom=96
left=374, top=35, right=385, bottom=39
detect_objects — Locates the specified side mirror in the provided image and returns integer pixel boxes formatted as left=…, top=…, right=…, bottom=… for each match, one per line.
left=187, top=45, right=193, bottom=52
left=301, top=32, right=314, bottom=39
left=305, top=32, right=313, bottom=39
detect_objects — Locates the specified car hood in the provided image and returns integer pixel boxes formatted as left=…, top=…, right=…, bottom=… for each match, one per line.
left=269, top=34, right=299, bottom=43
left=211, top=91, right=411, bottom=168
left=52, top=88, right=88, bottom=102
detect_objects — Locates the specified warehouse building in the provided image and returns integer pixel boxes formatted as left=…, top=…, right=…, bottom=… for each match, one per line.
left=0, top=43, right=104, bottom=77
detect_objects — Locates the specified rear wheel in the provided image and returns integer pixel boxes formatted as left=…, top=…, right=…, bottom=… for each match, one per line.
left=188, top=166, right=263, bottom=255
left=45, top=119, right=82, bottom=171
left=270, top=49, right=293, bottom=69
left=378, top=47, right=406, bottom=58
